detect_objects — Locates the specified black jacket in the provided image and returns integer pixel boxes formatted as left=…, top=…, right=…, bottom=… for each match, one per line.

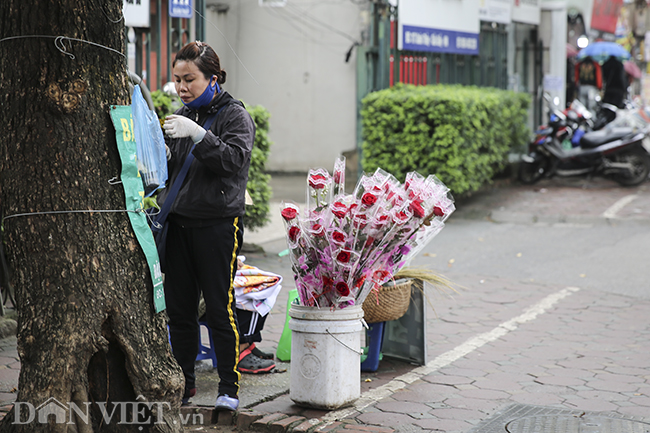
left=158, top=91, right=256, bottom=222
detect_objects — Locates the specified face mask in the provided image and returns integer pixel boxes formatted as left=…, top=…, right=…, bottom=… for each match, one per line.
left=184, top=76, right=220, bottom=109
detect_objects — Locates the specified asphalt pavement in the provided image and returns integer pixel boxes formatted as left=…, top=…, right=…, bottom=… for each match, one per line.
left=1, top=174, right=650, bottom=433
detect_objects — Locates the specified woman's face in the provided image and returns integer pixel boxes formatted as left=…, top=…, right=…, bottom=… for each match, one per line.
left=173, top=60, right=213, bottom=105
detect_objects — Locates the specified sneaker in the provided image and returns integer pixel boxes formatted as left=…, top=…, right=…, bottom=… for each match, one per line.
left=182, top=387, right=196, bottom=406
left=238, top=347, right=275, bottom=374
left=214, top=394, right=239, bottom=411
left=250, top=343, right=274, bottom=360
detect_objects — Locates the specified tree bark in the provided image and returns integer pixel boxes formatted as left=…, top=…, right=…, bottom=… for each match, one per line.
left=0, top=1, right=184, bottom=432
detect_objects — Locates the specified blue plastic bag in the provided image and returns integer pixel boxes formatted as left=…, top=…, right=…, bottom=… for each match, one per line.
left=131, top=85, right=168, bottom=197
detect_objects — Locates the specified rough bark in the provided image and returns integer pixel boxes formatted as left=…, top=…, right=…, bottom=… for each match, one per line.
left=0, top=1, right=184, bottom=432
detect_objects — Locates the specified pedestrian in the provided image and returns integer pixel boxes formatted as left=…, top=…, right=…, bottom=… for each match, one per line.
left=160, top=40, right=256, bottom=411
left=601, top=55, right=627, bottom=109
left=574, top=55, right=602, bottom=116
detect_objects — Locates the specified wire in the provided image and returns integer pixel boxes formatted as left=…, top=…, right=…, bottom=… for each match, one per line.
left=283, top=2, right=360, bottom=44
left=0, top=35, right=125, bottom=60
left=2, top=209, right=142, bottom=224
left=193, top=8, right=260, bottom=86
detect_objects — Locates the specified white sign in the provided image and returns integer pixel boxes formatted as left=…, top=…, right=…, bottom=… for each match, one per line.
left=479, top=0, right=512, bottom=24
left=511, top=0, right=540, bottom=25
left=123, top=0, right=150, bottom=28
left=397, top=0, right=480, bottom=51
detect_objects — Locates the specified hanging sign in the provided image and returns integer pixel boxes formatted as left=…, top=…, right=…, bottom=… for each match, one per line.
left=123, top=0, right=151, bottom=28
left=397, top=0, right=480, bottom=55
left=110, top=105, right=166, bottom=313
left=591, top=0, right=624, bottom=35
left=170, top=0, right=193, bottom=19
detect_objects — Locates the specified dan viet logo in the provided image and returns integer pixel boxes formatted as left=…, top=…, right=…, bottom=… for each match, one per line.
left=13, top=395, right=203, bottom=426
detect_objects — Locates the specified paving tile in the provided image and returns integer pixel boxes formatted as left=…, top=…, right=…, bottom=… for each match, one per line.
left=456, top=388, right=511, bottom=400
left=374, top=401, right=431, bottom=415
left=442, top=396, right=501, bottom=413
left=355, top=411, right=415, bottom=427
left=412, top=417, right=474, bottom=432
left=584, top=379, right=642, bottom=393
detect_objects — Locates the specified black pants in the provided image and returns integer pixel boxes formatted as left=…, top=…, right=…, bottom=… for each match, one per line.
left=237, top=309, right=268, bottom=345
left=164, top=216, right=242, bottom=398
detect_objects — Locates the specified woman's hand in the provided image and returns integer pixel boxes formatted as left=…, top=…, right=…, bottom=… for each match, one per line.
left=163, top=115, right=207, bottom=144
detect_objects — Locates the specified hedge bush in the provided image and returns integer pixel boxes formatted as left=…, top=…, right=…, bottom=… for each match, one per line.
left=361, top=84, right=530, bottom=196
left=146, top=91, right=272, bottom=231
left=243, top=104, right=272, bottom=231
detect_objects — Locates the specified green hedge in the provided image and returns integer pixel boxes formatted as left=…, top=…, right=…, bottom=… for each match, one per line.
left=243, top=105, right=272, bottom=231
left=361, top=84, right=530, bottom=196
left=147, top=91, right=272, bottom=230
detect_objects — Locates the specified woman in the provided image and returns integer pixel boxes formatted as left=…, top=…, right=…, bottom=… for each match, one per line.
left=161, top=41, right=255, bottom=411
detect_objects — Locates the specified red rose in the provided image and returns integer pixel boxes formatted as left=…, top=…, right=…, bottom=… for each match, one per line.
left=336, top=281, right=350, bottom=297
left=433, top=206, right=444, bottom=217
left=333, top=170, right=342, bottom=184
left=364, top=236, right=375, bottom=248
left=348, top=203, right=358, bottom=215
left=288, top=226, right=300, bottom=242
left=312, top=223, right=325, bottom=237
left=361, top=192, right=378, bottom=207
left=410, top=199, right=425, bottom=218
left=337, top=250, right=351, bottom=263
left=322, top=276, right=334, bottom=287
left=331, top=202, right=347, bottom=219
left=353, top=213, right=368, bottom=229
left=393, top=211, right=409, bottom=224
left=309, top=174, right=327, bottom=190
left=332, top=230, right=346, bottom=244
left=281, top=207, right=298, bottom=221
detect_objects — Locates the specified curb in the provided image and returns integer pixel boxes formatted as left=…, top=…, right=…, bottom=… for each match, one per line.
left=182, top=407, right=395, bottom=433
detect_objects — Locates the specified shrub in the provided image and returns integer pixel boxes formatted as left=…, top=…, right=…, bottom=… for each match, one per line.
left=243, top=104, right=272, bottom=231
left=361, top=84, right=530, bottom=196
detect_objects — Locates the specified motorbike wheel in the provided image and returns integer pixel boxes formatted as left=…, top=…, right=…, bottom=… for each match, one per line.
left=518, top=152, right=551, bottom=185
left=610, top=149, right=650, bottom=187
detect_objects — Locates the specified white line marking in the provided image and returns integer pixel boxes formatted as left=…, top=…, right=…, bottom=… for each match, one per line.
left=321, top=286, right=581, bottom=424
left=602, top=194, right=638, bottom=219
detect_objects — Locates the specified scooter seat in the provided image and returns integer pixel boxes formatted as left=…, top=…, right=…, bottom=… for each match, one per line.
left=580, top=127, right=634, bottom=149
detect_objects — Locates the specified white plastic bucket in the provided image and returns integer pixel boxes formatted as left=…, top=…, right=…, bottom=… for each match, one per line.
left=289, top=304, right=364, bottom=409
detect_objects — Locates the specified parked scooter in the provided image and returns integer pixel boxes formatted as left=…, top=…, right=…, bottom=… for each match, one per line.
left=519, top=95, right=650, bottom=186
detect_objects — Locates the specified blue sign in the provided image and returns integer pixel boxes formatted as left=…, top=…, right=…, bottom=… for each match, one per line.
left=402, top=25, right=479, bottom=56
left=169, top=0, right=193, bottom=18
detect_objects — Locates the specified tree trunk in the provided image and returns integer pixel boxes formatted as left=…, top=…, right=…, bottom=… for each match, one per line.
left=0, top=1, right=184, bottom=432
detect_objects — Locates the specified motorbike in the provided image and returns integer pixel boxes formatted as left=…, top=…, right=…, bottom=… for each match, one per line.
left=518, top=94, right=650, bottom=187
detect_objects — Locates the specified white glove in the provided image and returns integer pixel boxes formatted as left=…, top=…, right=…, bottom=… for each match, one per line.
left=163, top=115, right=206, bottom=144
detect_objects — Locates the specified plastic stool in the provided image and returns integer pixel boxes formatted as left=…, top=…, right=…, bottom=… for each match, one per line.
left=276, top=289, right=299, bottom=361
left=361, top=321, right=385, bottom=372
left=196, top=321, right=218, bottom=368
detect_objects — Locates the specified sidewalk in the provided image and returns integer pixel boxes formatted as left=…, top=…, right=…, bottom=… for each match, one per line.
left=0, top=174, right=649, bottom=433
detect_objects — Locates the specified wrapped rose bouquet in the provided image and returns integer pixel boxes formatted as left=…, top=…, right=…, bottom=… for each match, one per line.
left=281, top=157, right=455, bottom=310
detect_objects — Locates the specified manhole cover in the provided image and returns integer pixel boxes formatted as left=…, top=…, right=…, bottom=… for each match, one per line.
left=506, top=415, right=650, bottom=433
left=467, top=404, right=650, bottom=433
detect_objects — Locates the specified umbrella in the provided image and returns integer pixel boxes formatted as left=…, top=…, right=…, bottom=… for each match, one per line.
left=624, top=60, right=642, bottom=79
left=577, top=41, right=631, bottom=62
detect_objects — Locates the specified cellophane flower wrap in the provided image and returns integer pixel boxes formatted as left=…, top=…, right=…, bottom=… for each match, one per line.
left=281, top=157, right=455, bottom=310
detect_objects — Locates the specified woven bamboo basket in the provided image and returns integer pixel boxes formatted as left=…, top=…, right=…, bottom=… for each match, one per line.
left=362, top=278, right=413, bottom=324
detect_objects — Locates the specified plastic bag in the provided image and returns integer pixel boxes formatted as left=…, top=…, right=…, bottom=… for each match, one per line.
left=131, top=85, right=168, bottom=197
